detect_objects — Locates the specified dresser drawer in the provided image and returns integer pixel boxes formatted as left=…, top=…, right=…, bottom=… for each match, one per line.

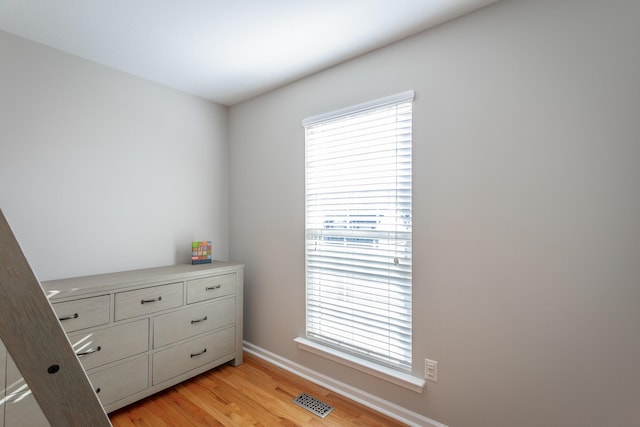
left=152, top=326, right=235, bottom=385
left=0, top=339, right=5, bottom=427
left=115, top=282, right=183, bottom=321
left=53, top=295, right=110, bottom=332
left=153, top=296, right=235, bottom=348
left=186, top=273, right=235, bottom=304
left=88, top=356, right=149, bottom=407
left=69, top=319, right=148, bottom=370
left=5, top=357, right=48, bottom=427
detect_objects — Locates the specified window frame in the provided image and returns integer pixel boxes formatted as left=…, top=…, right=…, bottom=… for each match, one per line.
left=299, top=91, right=424, bottom=392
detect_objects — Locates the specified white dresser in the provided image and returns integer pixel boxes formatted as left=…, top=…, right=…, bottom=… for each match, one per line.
left=0, top=262, right=243, bottom=426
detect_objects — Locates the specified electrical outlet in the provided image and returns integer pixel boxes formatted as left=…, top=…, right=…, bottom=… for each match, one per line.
left=425, top=358, right=438, bottom=382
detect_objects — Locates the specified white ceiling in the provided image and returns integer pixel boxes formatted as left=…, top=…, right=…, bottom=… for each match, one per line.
left=0, top=0, right=497, bottom=106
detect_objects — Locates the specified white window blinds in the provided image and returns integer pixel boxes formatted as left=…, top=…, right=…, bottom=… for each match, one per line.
left=303, top=91, right=413, bottom=371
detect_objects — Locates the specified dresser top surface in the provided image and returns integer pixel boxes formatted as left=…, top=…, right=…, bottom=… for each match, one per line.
left=42, top=262, right=243, bottom=300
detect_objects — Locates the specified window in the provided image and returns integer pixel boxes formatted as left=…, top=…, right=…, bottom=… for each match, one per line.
left=302, top=91, right=413, bottom=373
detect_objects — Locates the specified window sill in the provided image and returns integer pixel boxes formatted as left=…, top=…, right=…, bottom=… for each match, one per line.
left=294, top=337, right=425, bottom=393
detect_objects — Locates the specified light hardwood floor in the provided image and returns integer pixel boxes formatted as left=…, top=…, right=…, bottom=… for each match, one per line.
left=109, top=352, right=407, bottom=426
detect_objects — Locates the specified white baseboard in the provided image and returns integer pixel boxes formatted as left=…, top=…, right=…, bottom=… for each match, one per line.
left=243, top=341, right=447, bottom=427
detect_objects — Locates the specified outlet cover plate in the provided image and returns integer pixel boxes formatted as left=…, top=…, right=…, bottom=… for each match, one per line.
left=425, top=358, right=438, bottom=382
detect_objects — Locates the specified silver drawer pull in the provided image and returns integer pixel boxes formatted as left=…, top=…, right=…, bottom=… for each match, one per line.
left=205, top=285, right=222, bottom=291
left=77, top=346, right=101, bottom=356
left=58, top=313, right=79, bottom=321
left=190, top=348, right=207, bottom=358
left=190, top=316, right=208, bottom=324
left=141, top=296, right=162, bottom=304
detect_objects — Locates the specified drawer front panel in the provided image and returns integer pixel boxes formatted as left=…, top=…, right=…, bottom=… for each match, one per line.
left=4, top=393, right=48, bottom=427
left=186, top=273, right=235, bottom=304
left=88, top=356, right=149, bottom=407
left=115, top=282, right=183, bottom=321
left=53, top=295, right=110, bottom=332
left=154, top=296, right=235, bottom=348
left=69, top=319, right=148, bottom=370
left=152, top=326, right=235, bottom=385
left=1, top=340, right=5, bottom=427
left=5, top=357, right=49, bottom=427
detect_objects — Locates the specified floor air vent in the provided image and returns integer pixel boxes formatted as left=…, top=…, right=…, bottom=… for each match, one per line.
left=292, top=393, right=334, bottom=418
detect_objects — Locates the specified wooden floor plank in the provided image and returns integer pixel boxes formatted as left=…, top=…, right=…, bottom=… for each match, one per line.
left=110, top=352, right=407, bottom=427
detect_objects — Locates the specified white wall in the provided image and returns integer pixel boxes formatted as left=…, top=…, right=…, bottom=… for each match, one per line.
left=229, top=1, right=640, bottom=426
left=0, top=30, right=229, bottom=281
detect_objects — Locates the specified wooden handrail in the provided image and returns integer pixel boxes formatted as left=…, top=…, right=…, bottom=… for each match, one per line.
left=0, top=209, right=111, bottom=426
